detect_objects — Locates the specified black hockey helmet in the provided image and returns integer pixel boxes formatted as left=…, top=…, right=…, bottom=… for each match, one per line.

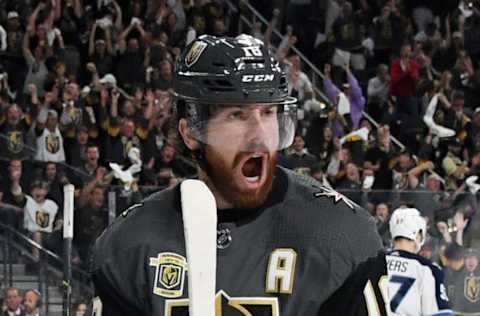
left=173, top=34, right=296, bottom=105
left=173, top=34, right=297, bottom=151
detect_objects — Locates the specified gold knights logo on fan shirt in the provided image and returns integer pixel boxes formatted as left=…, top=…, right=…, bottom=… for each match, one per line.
left=7, top=131, right=24, bottom=154
left=465, top=275, right=480, bottom=303
left=46, top=133, right=60, bottom=153
left=35, top=210, right=50, bottom=228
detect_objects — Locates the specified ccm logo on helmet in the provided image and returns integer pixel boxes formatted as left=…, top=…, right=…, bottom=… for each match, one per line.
left=242, top=74, right=275, bottom=82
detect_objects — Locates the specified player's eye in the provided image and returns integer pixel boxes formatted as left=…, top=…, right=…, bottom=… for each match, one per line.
left=227, top=109, right=247, bottom=121
left=262, top=106, right=277, bottom=117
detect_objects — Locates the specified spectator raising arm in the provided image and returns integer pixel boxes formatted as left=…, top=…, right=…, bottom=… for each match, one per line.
left=26, top=3, right=46, bottom=34
left=87, top=62, right=100, bottom=87
left=408, top=160, right=434, bottom=189
left=0, top=25, right=6, bottom=51
left=323, top=63, right=340, bottom=103
left=112, top=0, right=123, bottom=33
left=43, top=0, right=57, bottom=32
left=344, top=64, right=365, bottom=128
left=22, top=30, right=34, bottom=63
left=78, top=167, right=107, bottom=208
left=105, top=25, right=114, bottom=56
left=89, top=22, right=100, bottom=57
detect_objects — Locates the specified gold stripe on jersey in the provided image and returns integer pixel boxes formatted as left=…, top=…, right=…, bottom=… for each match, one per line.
left=165, top=291, right=279, bottom=316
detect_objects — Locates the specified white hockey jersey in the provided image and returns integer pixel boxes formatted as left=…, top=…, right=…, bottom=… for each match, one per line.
left=386, top=250, right=453, bottom=316
left=34, top=126, right=65, bottom=162
left=24, top=195, right=58, bottom=233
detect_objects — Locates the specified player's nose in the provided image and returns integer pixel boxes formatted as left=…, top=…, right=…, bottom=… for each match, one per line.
left=246, top=109, right=268, bottom=137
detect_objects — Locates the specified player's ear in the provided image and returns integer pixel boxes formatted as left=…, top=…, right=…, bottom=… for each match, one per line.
left=179, top=118, right=200, bottom=150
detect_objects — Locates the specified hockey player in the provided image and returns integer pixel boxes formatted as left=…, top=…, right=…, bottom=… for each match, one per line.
left=387, top=208, right=453, bottom=315
left=91, top=34, right=388, bottom=315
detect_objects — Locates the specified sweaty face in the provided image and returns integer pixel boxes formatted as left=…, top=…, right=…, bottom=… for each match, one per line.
left=203, top=105, right=280, bottom=209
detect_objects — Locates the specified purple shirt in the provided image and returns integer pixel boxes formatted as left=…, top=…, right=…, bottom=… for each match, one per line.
left=323, top=73, right=366, bottom=135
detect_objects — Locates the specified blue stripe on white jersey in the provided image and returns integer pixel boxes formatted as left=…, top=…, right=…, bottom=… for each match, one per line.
left=386, top=250, right=453, bottom=316
left=432, top=311, right=455, bottom=316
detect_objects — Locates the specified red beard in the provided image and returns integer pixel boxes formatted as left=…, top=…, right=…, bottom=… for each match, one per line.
left=203, top=147, right=277, bottom=210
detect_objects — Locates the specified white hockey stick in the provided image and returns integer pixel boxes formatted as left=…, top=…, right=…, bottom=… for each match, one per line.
left=181, top=179, right=217, bottom=316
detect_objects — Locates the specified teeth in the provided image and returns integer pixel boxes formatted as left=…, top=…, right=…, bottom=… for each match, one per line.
left=251, top=154, right=262, bottom=158
left=246, top=176, right=259, bottom=182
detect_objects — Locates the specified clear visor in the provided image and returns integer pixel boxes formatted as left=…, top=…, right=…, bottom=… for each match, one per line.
left=187, top=103, right=297, bottom=153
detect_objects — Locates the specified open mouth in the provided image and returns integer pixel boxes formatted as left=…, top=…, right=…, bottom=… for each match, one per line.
left=240, top=154, right=265, bottom=183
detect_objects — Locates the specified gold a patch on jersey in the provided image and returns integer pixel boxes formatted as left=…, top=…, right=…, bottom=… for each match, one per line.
left=149, top=252, right=187, bottom=298
left=465, top=275, right=480, bottom=303
left=165, top=290, right=279, bottom=316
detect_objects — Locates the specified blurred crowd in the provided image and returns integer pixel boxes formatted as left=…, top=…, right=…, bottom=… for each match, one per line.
left=0, top=0, right=480, bottom=313
left=0, top=286, right=87, bottom=316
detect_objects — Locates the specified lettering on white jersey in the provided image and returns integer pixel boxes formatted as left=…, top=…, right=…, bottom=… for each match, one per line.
left=387, top=258, right=409, bottom=273
left=386, top=251, right=453, bottom=315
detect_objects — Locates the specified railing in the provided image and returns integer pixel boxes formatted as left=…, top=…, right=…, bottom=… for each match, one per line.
left=226, top=0, right=333, bottom=106
left=0, top=221, right=93, bottom=315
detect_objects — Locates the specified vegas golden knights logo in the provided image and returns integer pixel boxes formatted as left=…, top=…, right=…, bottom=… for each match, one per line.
left=161, top=266, right=180, bottom=288
left=149, top=253, right=187, bottom=298
left=46, top=133, right=60, bottom=153
left=35, top=210, right=50, bottom=228
left=7, top=131, right=24, bottom=154
left=465, top=276, right=480, bottom=303
left=69, top=107, right=82, bottom=125
left=185, top=41, right=207, bottom=67
left=165, top=290, right=279, bottom=316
